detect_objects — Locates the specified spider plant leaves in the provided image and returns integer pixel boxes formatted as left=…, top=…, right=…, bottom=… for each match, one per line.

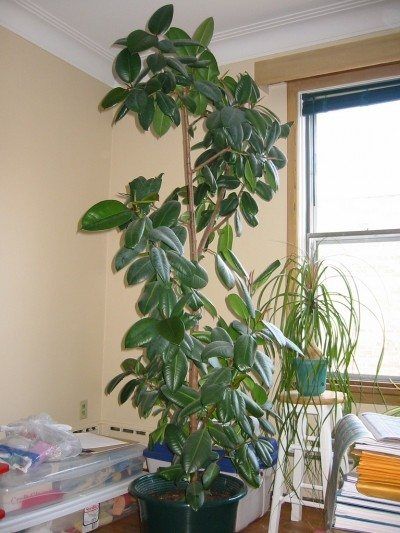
left=216, top=254, right=235, bottom=290
left=150, top=226, right=184, bottom=255
left=81, top=200, right=132, bottom=231
left=186, top=481, right=205, bottom=511
left=234, top=334, right=257, bottom=371
left=182, top=427, right=212, bottom=474
left=147, top=4, right=174, bottom=35
left=115, top=49, right=141, bottom=83
left=124, top=317, right=159, bottom=348
left=126, top=257, right=155, bottom=285
left=128, top=30, right=158, bottom=54
left=125, top=217, right=147, bottom=248
left=100, top=87, right=128, bottom=110
left=202, top=462, right=220, bottom=490
left=164, top=349, right=188, bottom=390
left=161, top=385, right=199, bottom=407
left=157, top=317, right=185, bottom=344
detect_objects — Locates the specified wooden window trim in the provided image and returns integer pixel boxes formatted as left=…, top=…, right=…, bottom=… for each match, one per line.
left=285, top=64, right=400, bottom=403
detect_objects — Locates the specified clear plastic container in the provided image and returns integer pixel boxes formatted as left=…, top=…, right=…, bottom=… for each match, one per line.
left=0, top=443, right=144, bottom=521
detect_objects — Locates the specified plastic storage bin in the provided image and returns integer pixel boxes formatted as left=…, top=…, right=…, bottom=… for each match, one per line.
left=0, top=441, right=144, bottom=531
left=144, top=440, right=278, bottom=532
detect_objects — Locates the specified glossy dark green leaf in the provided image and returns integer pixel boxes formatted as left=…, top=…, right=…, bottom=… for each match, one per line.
left=105, top=372, right=127, bottom=395
left=220, top=193, right=239, bottom=216
left=177, top=398, right=203, bottom=424
left=114, top=244, right=145, bottom=271
left=138, top=97, right=155, bottom=130
left=165, top=27, right=192, bottom=56
left=194, top=183, right=209, bottom=206
left=252, top=259, right=281, bottom=292
left=151, top=201, right=181, bottom=229
left=164, top=349, right=188, bottom=390
left=234, top=211, right=243, bottom=237
left=138, top=281, right=162, bottom=315
left=201, top=341, right=233, bottom=360
left=265, top=121, right=281, bottom=152
left=221, top=249, right=248, bottom=279
left=193, top=17, right=214, bottom=50
left=238, top=389, right=264, bottom=417
left=164, top=423, right=185, bottom=455
left=201, top=165, right=217, bottom=193
left=138, top=390, right=158, bottom=418
left=217, top=175, right=240, bottom=190
left=124, top=317, right=159, bottom=348
left=279, top=121, right=293, bottom=139
left=125, top=87, right=148, bottom=112
left=150, top=246, right=170, bottom=283
left=157, top=39, right=176, bottom=53
left=150, top=226, right=184, bottom=255
left=148, top=4, right=174, bottom=35
left=113, top=104, right=129, bottom=124
left=268, top=145, right=287, bottom=169
left=158, top=284, right=177, bottom=317
left=81, top=200, right=131, bottom=231
left=160, top=384, right=199, bottom=407
left=253, top=350, right=273, bottom=388
left=147, top=52, right=167, bottom=73
left=201, top=367, right=232, bottom=405
left=157, top=317, right=185, bottom=344
left=194, top=80, right=222, bottom=102
left=244, top=160, right=257, bottom=192
left=264, top=160, right=279, bottom=191
left=202, top=462, right=219, bottom=490
left=182, top=427, right=212, bottom=474
left=244, top=109, right=267, bottom=138
left=217, top=225, right=233, bottom=253
left=240, top=191, right=258, bottom=215
left=226, top=124, right=244, bottom=151
left=126, top=257, right=155, bottom=285
left=158, top=464, right=185, bottom=482
left=100, top=87, right=128, bottom=110
left=115, top=49, right=141, bottom=83
left=234, top=334, right=257, bottom=371
left=119, top=379, right=139, bottom=404
left=207, top=423, right=234, bottom=449
left=235, top=74, right=252, bottom=104
left=127, top=29, right=158, bottom=53
left=255, top=439, right=273, bottom=467
left=186, top=481, right=205, bottom=511
left=255, top=180, right=273, bottom=202
left=197, top=292, right=217, bottom=318
left=158, top=70, right=176, bottom=93
left=215, top=254, right=235, bottom=290
left=259, top=417, right=275, bottom=435
left=125, top=217, right=146, bottom=248
left=168, top=253, right=208, bottom=289
left=235, top=277, right=255, bottom=318
left=165, top=57, right=189, bottom=77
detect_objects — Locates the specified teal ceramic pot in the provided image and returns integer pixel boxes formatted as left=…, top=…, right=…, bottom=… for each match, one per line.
left=294, top=358, right=328, bottom=396
left=129, top=473, right=247, bottom=533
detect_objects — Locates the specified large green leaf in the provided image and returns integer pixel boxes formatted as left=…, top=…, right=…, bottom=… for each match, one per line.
left=157, top=317, right=185, bottom=344
left=235, top=74, right=252, bottom=104
left=138, top=281, right=162, bottom=315
left=150, top=201, right=181, bottom=228
left=196, top=291, right=217, bottom=318
left=236, top=277, right=255, bottom=318
left=138, top=97, right=155, bottom=130
left=244, top=160, right=257, bottom=192
left=127, top=29, right=158, bottom=53
left=165, top=27, right=192, bottom=56
left=114, top=244, right=145, bottom=271
left=207, top=423, right=234, bottom=449
left=158, top=284, right=177, bottom=317
left=234, top=334, right=257, bottom=371
left=215, top=254, right=235, bottom=290
left=252, top=259, right=281, bottom=292
left=222, top=250, right=248, bottom=279
left=238, top=389, right=264, bottom=417
left=226, top=294, right=250, bottom=321
left=150, top=226, right=184, bottom=255
left=201, top=341, right=233, bottom=360
left=164, top=423, right=185, bottom=455
left=220, top=193, right=238, bottom=216
left=81, top=200, right=131, bottom=231
left=202, top=462, right=219, bottom=490
left=164, top=349, right=188, bottom=390
left=138, top=390, right=158, bottom=418
left=125, top=217, right=146, bottom=248
left=158, top=464, right=185, bottom=482
left=168, top=253, right=208, bottom=289
left=193, top=17, right=214, bottom=50
left=194, top=80, right=222, bottom=102
left=150, top=247, right=170, bottom=283
left=255, top=180, right=273, bottom=202
left=253, top=350, right=273, bottom=388
left=186, top=481, right=205, bottom=511
left=126, top=257, right=155, bottom=285
left=124, top=317, right=159, bottom=348
left=115, top=49, right=141, bottom=83
left=255, top=439, right=273, bottom=467
left=105, top=372, right=127, bottom=395
left=100, top=87, right=128, bottom=110
left=152, top=105, right=172, bottom=137
left=148, top=4, right=174, bottom=35
left=200, top=367, right=232, bottom=405
left=182, top=427, right=212, bottom=473
left=160, top=384, right=199, bottom=407
left=217, top=225, right=233, bottom=253
left=119, top=379, right=139, bottom=404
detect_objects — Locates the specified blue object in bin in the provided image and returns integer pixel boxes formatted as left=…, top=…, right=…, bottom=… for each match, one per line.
left=144, top=438, right=278, bottom=473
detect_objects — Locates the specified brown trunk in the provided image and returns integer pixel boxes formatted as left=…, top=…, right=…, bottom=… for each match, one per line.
left=181, top=106, right=199, bottom=435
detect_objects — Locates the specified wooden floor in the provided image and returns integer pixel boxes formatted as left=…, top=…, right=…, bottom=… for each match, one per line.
left=100, top=503, right=325, bottom=532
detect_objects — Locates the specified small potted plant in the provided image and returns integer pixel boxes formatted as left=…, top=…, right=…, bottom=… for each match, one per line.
left=79, top=5, right=295, bottom=532
left=257, top=257, right=360, bottom=398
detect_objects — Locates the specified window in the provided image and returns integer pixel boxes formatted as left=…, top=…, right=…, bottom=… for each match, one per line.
left=302, top=79, right=400, bottom=379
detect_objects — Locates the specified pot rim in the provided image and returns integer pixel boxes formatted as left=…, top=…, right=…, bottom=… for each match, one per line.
left=129, top=472, right=247, bottom=508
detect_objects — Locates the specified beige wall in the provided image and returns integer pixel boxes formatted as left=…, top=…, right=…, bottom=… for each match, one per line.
left=101, top=59, right=288, bottom=436
left=0, top=27, right=111, bottom=427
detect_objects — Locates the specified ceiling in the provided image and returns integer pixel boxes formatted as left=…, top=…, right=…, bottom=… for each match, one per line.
left=1, top=0, right=399, bottom=86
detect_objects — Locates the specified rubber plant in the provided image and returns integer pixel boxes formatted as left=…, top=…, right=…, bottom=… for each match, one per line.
left=80, top=4, right=295, bottom=510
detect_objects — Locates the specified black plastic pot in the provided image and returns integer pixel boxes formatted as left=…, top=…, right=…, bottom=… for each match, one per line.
left=129, top=473, right=247, bottom=533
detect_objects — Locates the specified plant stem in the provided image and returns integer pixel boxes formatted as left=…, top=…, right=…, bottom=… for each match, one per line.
left=192, top=147, right=231, bottom=173
left=181, top=105, right=199, bottom=436
left=197, top=188, right=225, bottom=256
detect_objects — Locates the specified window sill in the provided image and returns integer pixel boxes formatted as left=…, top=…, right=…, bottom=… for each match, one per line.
left=349, top=380, right=400, bottom=406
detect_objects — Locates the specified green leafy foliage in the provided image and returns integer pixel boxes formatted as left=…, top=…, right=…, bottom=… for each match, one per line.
left=79, top=2, right=293, bottom=511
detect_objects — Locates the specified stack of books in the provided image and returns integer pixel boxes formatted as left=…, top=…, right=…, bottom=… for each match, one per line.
left=334, top=413, right=400, bottom=533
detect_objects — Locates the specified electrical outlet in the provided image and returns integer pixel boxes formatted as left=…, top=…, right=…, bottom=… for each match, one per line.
left=79, top=400, right=88, bottom=420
